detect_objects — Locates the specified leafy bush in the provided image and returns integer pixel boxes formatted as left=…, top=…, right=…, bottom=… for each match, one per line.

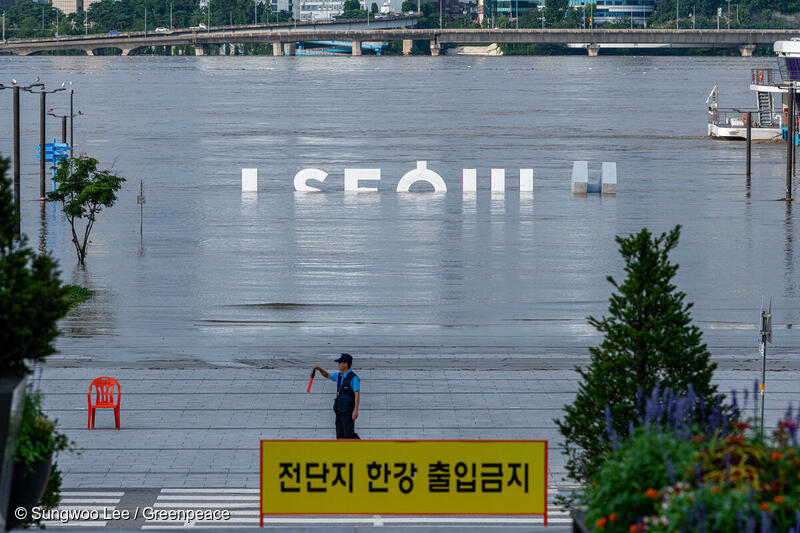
left=15, top=391, right=72, bottom=469
left=582, top=429, right=696, bottom=532
left=64, top=284, right=93, bottom=307
left=581, top=391, right=800, bottom=532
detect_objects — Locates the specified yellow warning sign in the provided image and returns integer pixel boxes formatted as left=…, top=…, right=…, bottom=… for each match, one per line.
left=260, top=440, right=547, bottom=520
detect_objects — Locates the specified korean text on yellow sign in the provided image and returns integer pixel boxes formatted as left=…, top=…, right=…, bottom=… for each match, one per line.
left=260, top=440, right=547, bottom=518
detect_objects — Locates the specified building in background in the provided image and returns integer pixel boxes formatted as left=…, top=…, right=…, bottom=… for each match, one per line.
left=299, top=0, right=343, bottom=20
left=52, top=0, right=82, bottom=15
left=494, top=0, right=538, bottom=19
left=478, top=0, right=538, bottom=23
left=575, top=0, right=654, bottom=26
left=271, top=0, right=294, bottom=18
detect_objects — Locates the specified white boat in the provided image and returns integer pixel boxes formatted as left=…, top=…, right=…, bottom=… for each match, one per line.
left=707, top=77, right=783, bottom=141
left=708, top=39, right=800, bottom=141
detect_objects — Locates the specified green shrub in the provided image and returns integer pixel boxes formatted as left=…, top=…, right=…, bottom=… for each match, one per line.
left=581, top=407, right=800, bottom=532
left=582, top=428, right=696, bottom=532
left=15, top=391, right=72, bottom=468
left=64, top=284, right=92, bottom=307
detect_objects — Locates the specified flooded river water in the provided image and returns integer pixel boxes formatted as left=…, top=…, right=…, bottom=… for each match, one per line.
left=0, top=54, right=797, bottom=366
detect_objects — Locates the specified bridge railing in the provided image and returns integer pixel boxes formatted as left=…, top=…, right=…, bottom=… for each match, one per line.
left=751, top=68, right=781, bottom=87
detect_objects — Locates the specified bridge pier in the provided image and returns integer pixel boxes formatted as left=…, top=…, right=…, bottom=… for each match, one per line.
left=194, top=45, right=207, bottom=56
left=272, top=42, right=282, bottom=55
left=586, top=43, right=600, bottom=57
left=121, top=48, right=134, bottom=56
left=285, top=42, right=296, bottom=56
left=403, top=39, right=413, bottom=55
left=739, top=44, right=756, bottom=57
left=430, top=40, right=441, bottom=56
left=85, top=49, right=96, bottom=56
left=352, top=41, right=362, bottom=56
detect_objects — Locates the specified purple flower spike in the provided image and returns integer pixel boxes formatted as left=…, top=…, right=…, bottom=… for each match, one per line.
left=761, top=510, right=772, bottom=533
left=605, top=406, right=619, bottom=449
left=667, top=458, right=675, bottom=484
left=753, top=380, right=760, bottom=420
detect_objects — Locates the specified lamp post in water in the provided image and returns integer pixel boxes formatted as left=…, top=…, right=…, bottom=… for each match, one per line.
left=26, top=82, right=66, bottom=201
left=0, top=78, right=58, bottom=235
left=758, top=301, right=772, bottom=441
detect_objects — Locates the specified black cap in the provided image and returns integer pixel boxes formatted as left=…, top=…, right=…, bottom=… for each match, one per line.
left=335, top=353, right=353, bottom=364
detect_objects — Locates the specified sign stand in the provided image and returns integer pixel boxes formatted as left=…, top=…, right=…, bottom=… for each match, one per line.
left=35, top=139, right=73, bottom=191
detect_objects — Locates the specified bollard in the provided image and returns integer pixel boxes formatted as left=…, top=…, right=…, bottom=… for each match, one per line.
left=242, top=168, right=258, bottom=192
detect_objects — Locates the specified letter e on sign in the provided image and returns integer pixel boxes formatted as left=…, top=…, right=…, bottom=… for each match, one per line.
left=344, top=169, right=381, bottom=193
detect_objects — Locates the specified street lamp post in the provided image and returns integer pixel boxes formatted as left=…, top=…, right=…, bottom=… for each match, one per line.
left=47, top=110, right=67, bottom=144
left=1, top=79, right=56, bottom=235
left=26, top=83, right=66, bottom=200
left=171, top=1, right=174, bottom=30
left=68, top=89, right=84, bottom=157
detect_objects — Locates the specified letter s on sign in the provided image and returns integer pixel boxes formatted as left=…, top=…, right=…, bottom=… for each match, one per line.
left=294, top=168, right=328, bottom=192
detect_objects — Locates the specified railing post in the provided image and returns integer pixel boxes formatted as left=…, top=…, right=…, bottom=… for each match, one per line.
left=746, top=111, right=751, bottom=180
left=787, top=85, right=794, bottom=200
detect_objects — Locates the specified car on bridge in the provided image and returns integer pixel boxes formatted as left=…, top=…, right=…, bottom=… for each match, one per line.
left=108, top=30, right=120, bottom=34
left=155, top=27, right=170, bottom=32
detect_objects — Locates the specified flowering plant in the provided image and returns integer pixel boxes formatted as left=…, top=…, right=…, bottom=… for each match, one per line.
left=580, top=387, right=800, bottom=532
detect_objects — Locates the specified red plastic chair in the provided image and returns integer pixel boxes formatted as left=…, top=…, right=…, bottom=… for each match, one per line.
left=87, top=377, right=121, bottom=430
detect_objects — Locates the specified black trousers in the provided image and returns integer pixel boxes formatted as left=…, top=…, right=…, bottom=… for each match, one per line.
left=335, top=413, right=356, bottom=439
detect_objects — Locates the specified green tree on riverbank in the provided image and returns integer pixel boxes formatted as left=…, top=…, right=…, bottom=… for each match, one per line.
left=555, top=226, right=719, bottom=484
left=47, top=156, right=125, bottom=266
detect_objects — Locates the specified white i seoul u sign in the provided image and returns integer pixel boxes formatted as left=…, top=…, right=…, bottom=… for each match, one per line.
left=293, top=161, right=535, bottom=194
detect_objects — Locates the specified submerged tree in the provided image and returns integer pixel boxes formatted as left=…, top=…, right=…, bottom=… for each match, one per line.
left=47, top=156, right=126, bottom=265
left=555, top=225, right=719, bottom=484
left=0, top=154, right=70, bottom=377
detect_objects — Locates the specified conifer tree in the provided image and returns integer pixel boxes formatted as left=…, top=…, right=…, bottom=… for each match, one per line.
left=555, top=225, right=718, bottom=483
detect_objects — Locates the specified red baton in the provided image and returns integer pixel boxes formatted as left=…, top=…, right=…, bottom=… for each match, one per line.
left=307, top=369, right=316, bottom=392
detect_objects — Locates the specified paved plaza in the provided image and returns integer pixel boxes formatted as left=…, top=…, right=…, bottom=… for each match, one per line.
left=32, top=357, right=800, bottom=530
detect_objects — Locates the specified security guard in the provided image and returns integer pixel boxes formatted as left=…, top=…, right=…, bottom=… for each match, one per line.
left=312, top=353, right=360, bottom=439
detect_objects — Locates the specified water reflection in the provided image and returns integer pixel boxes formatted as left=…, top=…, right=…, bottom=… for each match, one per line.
left=0, top=55, right=795, bottom=361
left=785, top=201, right=795, bottom=297
left=38, top=202, right=47, bottom=255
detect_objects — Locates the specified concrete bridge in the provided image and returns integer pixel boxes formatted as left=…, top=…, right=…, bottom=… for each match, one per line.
left=2, top=26, right=799, bottom=57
